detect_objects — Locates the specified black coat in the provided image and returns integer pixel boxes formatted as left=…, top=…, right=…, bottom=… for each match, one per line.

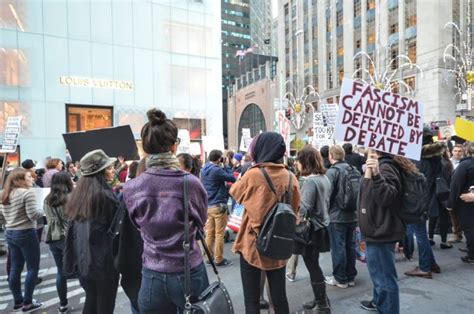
left=448, top=157, right=474, bottom=211
left=345, top=152, right=366, bottom=175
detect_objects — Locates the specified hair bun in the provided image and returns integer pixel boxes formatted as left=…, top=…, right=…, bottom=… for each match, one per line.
left=147, top=108, right=167, bottom=125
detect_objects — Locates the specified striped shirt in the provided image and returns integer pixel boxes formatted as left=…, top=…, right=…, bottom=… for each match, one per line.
left=0, top=188, right=44, bottom=230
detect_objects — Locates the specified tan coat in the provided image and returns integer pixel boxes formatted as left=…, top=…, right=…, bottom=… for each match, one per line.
left=230, top=163, right=300, bottom=270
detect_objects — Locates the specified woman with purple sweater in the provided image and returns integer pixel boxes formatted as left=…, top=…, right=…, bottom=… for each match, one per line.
left=123, top=108, right=209, bottom=314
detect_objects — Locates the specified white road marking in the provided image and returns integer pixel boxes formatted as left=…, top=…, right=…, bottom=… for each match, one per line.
left=0, top=254, right=50, bottom=265
left=0, top=267, right=57, bottom=283
left=0, top=280, right=80, bottom=302
left=40, top=287, right=86, bottom=310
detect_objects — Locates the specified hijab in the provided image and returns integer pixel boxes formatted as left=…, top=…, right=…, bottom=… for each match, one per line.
left=251, top=132, right=286, bottom=163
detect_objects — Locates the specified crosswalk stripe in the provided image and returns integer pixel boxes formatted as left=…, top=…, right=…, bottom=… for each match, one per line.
left=0, top=280, right=80, bottom=302
left=0, top=267, right=57, bottom=282
left=40, top=287, right=86, bottom=310
left=0, top=277, right=60, bottom=294
left=0, top=254, right=50, bottom=265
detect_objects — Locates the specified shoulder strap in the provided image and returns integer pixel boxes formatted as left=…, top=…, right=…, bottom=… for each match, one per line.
left=51, top=205, right=67, bottom=233
left=259, top=167, right=293, bottom=204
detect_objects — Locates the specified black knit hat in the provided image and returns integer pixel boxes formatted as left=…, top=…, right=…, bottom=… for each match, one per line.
left=21, top=159, right=36, bottom=170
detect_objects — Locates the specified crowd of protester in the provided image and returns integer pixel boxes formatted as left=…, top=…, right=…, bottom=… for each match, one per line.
left=0, top=108, right=473, bottom=314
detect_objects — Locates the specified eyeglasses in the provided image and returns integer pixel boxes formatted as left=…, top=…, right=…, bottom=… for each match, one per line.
left=176, top=138, right=181, bottom=145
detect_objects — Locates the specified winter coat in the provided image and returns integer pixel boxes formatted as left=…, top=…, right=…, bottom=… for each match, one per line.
left=448, top=157, right=474, bottom=212
left=326, top=161, right=358, bottom=223
left=230, top=163, right=300, bottom=270
left=345, top=152, right=366, bottom=175
left=201, top=163, right=236, bottom=206
left=358, top=156, right=405, bottom=243
left=299, top=174, right=331, bottom=230
left=414, top=142, right=447, bottom=217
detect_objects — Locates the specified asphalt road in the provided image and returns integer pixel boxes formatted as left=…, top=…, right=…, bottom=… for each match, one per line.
left=0, top=231, right=473, bottom=313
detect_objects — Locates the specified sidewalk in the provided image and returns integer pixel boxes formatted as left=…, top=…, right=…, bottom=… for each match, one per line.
left=112, top=235, right=474, bottom=313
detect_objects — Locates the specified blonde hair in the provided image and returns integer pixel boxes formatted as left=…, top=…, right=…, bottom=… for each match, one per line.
left=329, top=145, right=345, bottom=161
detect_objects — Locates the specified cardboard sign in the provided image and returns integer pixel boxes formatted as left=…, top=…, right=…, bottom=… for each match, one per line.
left=239, top=128, right=252, bottom=152
left=202, top=135, right=225, bottom=153
left=63, top=125, right=140, bottom=162
left=177, top=129, right=191, bottom=154
left=312, top=104, right=338, bottom=149
left=438, top=125, right=456, bottom=140
left=335, top=78, right=424, bottom=160
left=0, top=116, right=22, bottom=153
left=277, top=110, right=291, bottom=156
left=454, top=118, right=474, bottom=141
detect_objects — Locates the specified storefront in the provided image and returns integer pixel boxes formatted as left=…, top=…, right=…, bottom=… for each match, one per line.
left=0, top=0, right=222, bottom=162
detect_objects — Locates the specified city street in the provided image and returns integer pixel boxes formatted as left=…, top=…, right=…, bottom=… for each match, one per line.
left=0, top=232, right=473, bottom=313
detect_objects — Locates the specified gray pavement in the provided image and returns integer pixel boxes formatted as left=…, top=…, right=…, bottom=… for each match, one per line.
left=0, top=233, right=473, bottom=313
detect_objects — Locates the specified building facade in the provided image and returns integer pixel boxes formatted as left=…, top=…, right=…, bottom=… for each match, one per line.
left=278, top=0, right=471, bottom=130
left=250, top=0, right=274, bottom=55
left=0, top=0, right=222, bottom=162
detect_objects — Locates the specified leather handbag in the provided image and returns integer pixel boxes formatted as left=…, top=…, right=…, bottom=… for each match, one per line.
left=182, top=175, right=234, bottom=314
left=435, top=176, right=450, bottom=202
left=294, top=215, right=313, bottom=245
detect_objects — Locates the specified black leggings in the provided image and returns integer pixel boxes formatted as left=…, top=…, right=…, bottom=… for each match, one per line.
left=429, top=206, right=450, bottom=243
left=79, top=275, right=120, bottom=314
left=239, top=255, right=289, bottom=314
left=302, top=244, right=324, bottom=284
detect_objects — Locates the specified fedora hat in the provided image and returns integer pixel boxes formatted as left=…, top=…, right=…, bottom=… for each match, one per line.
left=80, top=149, right=116, bottom=176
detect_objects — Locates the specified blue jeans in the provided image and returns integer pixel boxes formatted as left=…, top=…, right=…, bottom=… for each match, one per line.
left=139, top=263, right=209, bottom=314
left=407, top=222, right=437, bottom=272
left=5, top=229, right=40, bottom=305
left=366, top=242, right=399, bottom=314
left=328, top=222, right=357, bottom=283
left=48, top=240, right=67, bottom=306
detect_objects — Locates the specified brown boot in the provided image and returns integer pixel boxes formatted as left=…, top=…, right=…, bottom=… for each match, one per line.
left=431, top=264, right=441, bottom=274
left=404, top=266, right=432, bottom=279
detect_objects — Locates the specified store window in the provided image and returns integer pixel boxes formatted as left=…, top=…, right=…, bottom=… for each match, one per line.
left=173, top=118, right=207, bottom=140
left=404, top=76, right=416, bottom=91
left=66, top=105, right=113, bottom=133
left=406, top=38, right=416, bottom=62
left=0, top=48, right=29, bottom=86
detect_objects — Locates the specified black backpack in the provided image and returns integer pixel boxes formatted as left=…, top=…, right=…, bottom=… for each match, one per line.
left=381, top=159, right=429, bottom=224
left=334, top=164, right=361, bottom=211
left=256, top=168, right=296, bottom=260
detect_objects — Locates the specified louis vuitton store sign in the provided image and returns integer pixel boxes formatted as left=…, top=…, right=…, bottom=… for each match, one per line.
left=59, top=76, right=133, bottom=91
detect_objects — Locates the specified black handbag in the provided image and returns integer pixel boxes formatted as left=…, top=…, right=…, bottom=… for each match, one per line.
left=435, top=176, right=450, bottom=202
left=294, top=215, right=313, bottom=245
left=182, top=175, right=234, bottom=314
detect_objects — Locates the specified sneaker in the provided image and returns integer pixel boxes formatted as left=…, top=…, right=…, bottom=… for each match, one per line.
left=22, top=302, right=43, bottom=313
left=360, top=300, right=377, bottom=311
left=259, top=299, right=269, bottom=309
left=461, top=256, right=474, bottom=264
left=448, top=237, right=462, bottom=243
left=440, top=242, right=453, bottom=249
left=429, top=239, right=435, bottom=246
left=325, top=276, right=348, bottom=288
left=58, top=304, right=69, bottom=313
left=215, top=258, right=232, bottom=267
left=348, top=280, right=355, bottom=287
left=404, top=266, right=432, bottom=279
left=12, top=303, right=23, bottom=312
left=35, top=277, right=43, bottom=286
left=286, top=273, right=296, bottom=282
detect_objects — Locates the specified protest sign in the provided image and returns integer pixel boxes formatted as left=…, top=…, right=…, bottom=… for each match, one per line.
left=334, top=78, right=424, bottom=160
left=0, top=116, right=22, bottom=153
left=454, top=117, right=474, bottom=141
left=189, top=142, right=202, bottom=156
left=312, top=104, right=338, bottom=149
left=277, top=110, right=291, bottom=156
left=63, top=125, right=140, bottom=161
left=177, top=129, right=191, bottom=154
left=202, top=135, right=225, bottom=153
left=438, top=125, right=456, bottom=140
left=239, top=128, right=252, bottom=152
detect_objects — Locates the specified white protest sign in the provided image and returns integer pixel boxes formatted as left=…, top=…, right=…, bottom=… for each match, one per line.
left=0, top=116, right=22, bottom=153
left=189, top=142, right=202, bottom=156
left=312, top=104, right=338, bottom=149
left=239, top=128, right=252, bottom=152
left=176, top=129, right=191, bottom=154
left=335, top=78, right=424, bottom=160
left=202, top=135, right=225, bottom=153
left=277, top=110, right=291, bottom=156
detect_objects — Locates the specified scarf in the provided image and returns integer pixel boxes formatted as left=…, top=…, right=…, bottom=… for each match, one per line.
left=252, top=132, right=286, bottom=163
left=146, top=152, right=181, bottom=170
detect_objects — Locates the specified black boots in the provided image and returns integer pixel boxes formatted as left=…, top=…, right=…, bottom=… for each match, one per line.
left=303, top=282, right=331, bottom=313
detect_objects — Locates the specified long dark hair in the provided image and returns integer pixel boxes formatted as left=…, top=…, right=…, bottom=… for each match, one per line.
left=45, top=172, right=73, bottom=208
left=66, top=170, right=110, bottom=221
left=297, top=145, right=327, bottom=176
left=177, top=153, right=202, bottom=177
left=141, top=108, right=178, bottom=154
left=2, top=169, right=29, bottom=205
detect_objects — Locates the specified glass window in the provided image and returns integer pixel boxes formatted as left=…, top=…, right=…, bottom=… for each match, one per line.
left=336, top=10, right=343, bottom=27
left=238, top=104, right=266, bottom=145
left=338, top=67, right=344, bottom=84
left=66, top=105, right=113, bottom=132
left=354, top=0, right=361, bottom=17
left=406, top=38, right=416, bottom=62
left=173, top=118, right=206, bottom=140
left=404, top=76, right=415, bottom=91
left=367, top=0, right=375, bottom=10
left=390, top=45, right=399, bottom=70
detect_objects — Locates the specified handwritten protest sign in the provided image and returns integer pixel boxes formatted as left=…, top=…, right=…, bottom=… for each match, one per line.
left=0, top=116, right=22, bottom=153
left=335, top=78, right=424, bottom=160
left=277, top=110, right=291, bottom=156
left=239, top=128, right=252, bottom=152
left=177, top=129, right=191, bottom=154
left=202, top=135, right=225, bottom=153
left=312, top=104, right=338, bottom=149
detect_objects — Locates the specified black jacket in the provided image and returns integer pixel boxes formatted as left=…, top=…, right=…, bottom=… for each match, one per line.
left=345, top=152, right=366, bottom=174
left=358, top=156, right=404, bottom=243
left=448, top=157, right=474, bottom=211
left=414, top=142, right=447, bottom=217
left=72, top=190, right=119, bottom=280
left=326, top=161, right=358, bottom=223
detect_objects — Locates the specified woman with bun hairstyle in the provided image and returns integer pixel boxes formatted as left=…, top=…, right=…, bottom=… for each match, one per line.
left=123, top=109, right=209, bottom=313
left=0, top=169, right=44, bottom=313
left=65, top=149, right=120, bottom=314
left=43, top=171, right=73, bottom=313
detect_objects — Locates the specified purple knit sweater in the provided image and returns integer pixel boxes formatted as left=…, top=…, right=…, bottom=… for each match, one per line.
left=123, top=168, right=208, bottom=273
